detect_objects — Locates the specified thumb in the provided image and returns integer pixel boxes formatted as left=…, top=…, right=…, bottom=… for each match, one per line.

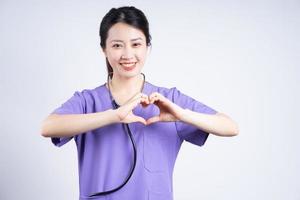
left=146, top=116, right=160, bottom=125
left=132, top=115, right=147, bottom=125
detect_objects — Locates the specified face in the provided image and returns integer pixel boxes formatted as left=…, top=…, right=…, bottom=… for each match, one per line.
left=103, top=22, right=149, bottom=79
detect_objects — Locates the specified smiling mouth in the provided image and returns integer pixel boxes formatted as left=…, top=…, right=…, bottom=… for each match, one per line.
left=120, top=62, right=137, bottom=71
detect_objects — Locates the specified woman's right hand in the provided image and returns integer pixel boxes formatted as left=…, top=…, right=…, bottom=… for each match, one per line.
left=115, top=92, right=149, bottom=125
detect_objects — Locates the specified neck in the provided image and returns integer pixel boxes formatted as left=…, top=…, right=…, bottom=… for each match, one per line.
left=109, top=73, right=144, bottom=95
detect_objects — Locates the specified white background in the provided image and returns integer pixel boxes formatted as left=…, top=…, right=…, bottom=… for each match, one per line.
left=1, top=0, right=299, bottom=199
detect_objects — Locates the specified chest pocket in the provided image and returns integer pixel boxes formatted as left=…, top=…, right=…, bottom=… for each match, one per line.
left=142, top=122, right=177, bottom=173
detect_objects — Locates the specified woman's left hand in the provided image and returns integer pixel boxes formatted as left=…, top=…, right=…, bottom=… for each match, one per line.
left=146, top=92, right=185, bottom=125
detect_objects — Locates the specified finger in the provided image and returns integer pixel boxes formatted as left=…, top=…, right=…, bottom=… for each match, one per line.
left=149, top=93, right=157, bottom=104
left=133, top=115, right=147, bottom=125
left=118, top=99, right=140, bottom=119
left=129, top=93, right=149, bottom=108
left=150, top=96, right=159, bottom=104
left=128, top=97, right=143, bottom=110
left=117, top=93, right=148, bottom=120
left=141, top=101, right=149, bottom=107
left=146, top=116, right=160, bottom=125
left=149, top=92, right=164, bottom=104
left=149, top=92, right=158, bottom=100
left=126, top=93, right=144, bottom=106
left=141, top=96, right=150, bottom=106
left=120, top=93, right=149, bottom=113
left=141, top=93, right=150, bottom=105
left=129, top=93, right=149, bottom=104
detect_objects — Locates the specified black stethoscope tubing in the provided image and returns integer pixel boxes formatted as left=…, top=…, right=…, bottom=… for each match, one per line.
left=89, top=73, right=145, bottom=197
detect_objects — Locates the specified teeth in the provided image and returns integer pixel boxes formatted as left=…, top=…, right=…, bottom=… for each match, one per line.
left=121, top=63, right=136, bottom=67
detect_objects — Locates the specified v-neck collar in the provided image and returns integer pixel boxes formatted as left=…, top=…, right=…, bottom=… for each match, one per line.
left=102, top=80, right=151, bottom=108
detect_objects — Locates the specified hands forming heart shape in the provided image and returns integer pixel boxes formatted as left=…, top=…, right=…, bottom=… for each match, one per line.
left=115, top=92, right=185, bottom=125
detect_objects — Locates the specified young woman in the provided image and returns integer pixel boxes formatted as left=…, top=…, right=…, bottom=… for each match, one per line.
left=41, top=6, right=239, bottom=200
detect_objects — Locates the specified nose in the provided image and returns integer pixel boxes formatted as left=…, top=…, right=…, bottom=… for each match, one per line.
left=121, top=46, right=134, bottom=60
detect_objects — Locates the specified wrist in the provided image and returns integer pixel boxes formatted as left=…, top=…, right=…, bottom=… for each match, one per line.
left=179, top=108, right=191, bottom=123
left=107, top=109, right=121, bottom=124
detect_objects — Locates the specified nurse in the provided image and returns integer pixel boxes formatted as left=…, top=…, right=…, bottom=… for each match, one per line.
left=41, top=6, right=239, bottom=200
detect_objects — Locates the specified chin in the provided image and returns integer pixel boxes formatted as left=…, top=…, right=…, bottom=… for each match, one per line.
left=124, top=71, right=142, bottom=78
left=119, top=68, right=142, bottom=77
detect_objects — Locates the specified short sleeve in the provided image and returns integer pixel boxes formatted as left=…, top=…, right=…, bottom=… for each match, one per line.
left=172, top=87, right=217, bottom=146
left=50, top=91, right=86, bottom=147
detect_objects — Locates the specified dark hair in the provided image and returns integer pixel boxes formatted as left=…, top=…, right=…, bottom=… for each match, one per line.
left=99, top=6, right=152, bottom=79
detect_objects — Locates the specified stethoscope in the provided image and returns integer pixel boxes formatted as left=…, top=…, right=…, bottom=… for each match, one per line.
left=88, top=73, right=146, bottom=197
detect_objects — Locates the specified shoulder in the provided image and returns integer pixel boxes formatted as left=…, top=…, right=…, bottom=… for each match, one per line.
left=75, top=83, right=106, bottom=98
left=70, top=83, right=108, bottom=106
left=71, top=83, right=110, bottom=112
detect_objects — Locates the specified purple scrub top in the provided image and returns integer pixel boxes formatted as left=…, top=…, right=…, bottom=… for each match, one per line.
left=50, top=81, right=217, bottom=200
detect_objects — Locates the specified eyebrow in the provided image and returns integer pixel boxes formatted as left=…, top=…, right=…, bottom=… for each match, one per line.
left=110, top=37, right=143, bottom=43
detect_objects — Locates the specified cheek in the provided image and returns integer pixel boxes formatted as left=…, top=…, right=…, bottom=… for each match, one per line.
left=107, top=51, right=121, bottom=62
left=137, top=49, right=148, bottom=60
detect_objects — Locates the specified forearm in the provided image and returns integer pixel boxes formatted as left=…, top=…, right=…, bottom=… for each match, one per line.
left=41, top=109, right=119, bottom=138
left=180, top=109, right=239, bottom=137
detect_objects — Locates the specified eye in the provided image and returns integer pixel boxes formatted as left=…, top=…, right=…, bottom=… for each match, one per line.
left=133, top=43, right=141, bottom=47
left=112, top=44, right=122, bottom=48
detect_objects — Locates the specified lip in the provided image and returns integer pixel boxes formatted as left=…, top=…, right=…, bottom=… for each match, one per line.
left=120, top=62, right=137, bottom=71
